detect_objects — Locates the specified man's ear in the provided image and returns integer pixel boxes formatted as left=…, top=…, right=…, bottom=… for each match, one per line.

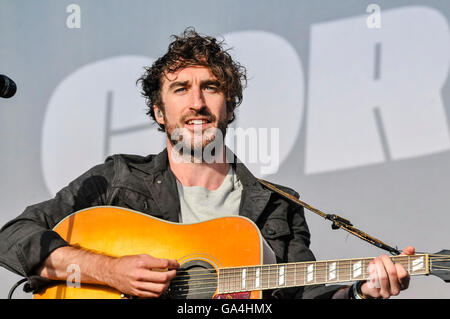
left=154, top=105, right=165, bottom=125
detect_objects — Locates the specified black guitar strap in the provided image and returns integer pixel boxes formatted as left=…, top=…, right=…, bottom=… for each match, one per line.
left=257, top=179, right=401, bottom=255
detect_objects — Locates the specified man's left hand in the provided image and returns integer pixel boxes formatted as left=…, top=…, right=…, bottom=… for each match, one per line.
left=361, top=246, right=415, bottom=299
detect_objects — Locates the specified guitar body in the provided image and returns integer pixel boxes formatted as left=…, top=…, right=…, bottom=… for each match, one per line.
left=34, top=206, right=263, bottom=299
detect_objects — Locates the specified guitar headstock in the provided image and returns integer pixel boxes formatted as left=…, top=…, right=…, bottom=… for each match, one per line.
left=430, top=250, right=450, bottom=282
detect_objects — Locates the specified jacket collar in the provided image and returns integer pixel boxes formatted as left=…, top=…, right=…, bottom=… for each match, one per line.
left=232, top=155, right=272, bottom=223
left=130, top=148, right=272, bottom=223
left=126, top=148, right=169, bottom=176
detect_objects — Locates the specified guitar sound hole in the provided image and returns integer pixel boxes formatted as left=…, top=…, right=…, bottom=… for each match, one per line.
left=167, top=260, right=217, bottom=299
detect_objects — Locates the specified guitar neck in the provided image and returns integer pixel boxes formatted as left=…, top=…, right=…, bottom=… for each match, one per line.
left=217, top=254, right=429, bottom=294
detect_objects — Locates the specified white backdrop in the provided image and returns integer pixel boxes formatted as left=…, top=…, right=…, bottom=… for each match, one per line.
left=1, top=0, right=449, bottom=298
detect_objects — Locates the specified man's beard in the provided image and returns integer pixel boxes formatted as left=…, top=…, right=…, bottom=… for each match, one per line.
left=165, top=110, right=229, bottom=163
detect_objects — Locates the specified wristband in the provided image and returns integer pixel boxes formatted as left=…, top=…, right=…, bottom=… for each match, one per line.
left=351, top=281, right=367, bottom=299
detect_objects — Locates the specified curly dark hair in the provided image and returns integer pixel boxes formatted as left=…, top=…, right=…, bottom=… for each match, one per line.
left=137, top=27, right=247, bottom=131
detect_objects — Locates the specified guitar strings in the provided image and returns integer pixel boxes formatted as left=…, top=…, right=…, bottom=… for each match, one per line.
left=173, top=261, right=401, bottom=277
left=429, top=255, right=450, bottom=271
left=161, top=256, right=450, bottom=298
left=429, top=265, right=450, bottom=270
left=163, top=255, right=450, bottom=294
left=429, top=258, right=450, bottom=262
left=172, top=254, right=449, bottom=277
left=169, top=261, right=450, bottom=297
left=169, top=263, right=447, bottom=297
left=171, top=254, right=446, bottom=277
left=170, top=268, right=392, bottom=288
left=171, top=262, right=423, bottom=283
left=169, top=267, right=442, bottom=292
left=170, top=273, right=374, bottom=288
left=171, top=260, right=421, bottom=281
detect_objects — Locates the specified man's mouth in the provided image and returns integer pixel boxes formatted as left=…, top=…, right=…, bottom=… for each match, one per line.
left=184, top=118, right=213, bottom=128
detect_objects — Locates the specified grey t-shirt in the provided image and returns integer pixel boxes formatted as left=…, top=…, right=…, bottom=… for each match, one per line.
left=176, top=166, right=243, bottom=224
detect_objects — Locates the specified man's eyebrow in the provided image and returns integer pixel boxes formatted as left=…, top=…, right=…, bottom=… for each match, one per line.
left=168, top=81, right=189, bottom=90
left=201, top=80, right=221, bottom=87
left=168, top=79, right=221, bottom=90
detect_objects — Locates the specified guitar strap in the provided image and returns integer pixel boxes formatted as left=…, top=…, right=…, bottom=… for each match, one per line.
left=257, top=179, right=401, bottom=255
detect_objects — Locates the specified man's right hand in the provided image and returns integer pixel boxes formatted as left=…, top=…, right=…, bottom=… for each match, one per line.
left=38, top=246, right=180, bottom=298
left=105, top=254, right=180, bottom=298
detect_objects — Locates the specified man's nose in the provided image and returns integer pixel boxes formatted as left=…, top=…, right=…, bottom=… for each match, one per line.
left=191, top=87, right=206, bottom=109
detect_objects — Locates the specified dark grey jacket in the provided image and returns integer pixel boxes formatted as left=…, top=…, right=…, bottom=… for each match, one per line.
left=0, top=149, right=342, bottom=298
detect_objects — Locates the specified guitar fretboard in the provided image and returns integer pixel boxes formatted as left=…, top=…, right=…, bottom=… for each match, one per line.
left=217, top=254, right=429, bottom=294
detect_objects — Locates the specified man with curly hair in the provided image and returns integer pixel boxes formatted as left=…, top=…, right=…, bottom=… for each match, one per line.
left=0, top=28, right=414, bottom=299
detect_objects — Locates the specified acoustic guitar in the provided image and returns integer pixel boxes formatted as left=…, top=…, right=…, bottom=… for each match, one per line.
left=33, top=206, right=450, bottom=299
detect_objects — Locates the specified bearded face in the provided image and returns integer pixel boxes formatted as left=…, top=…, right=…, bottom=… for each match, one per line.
left=155, top=66, right=232, bottom=162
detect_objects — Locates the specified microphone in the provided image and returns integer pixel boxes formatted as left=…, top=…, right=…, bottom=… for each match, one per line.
left=0, top=74, right=17, bottom=98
